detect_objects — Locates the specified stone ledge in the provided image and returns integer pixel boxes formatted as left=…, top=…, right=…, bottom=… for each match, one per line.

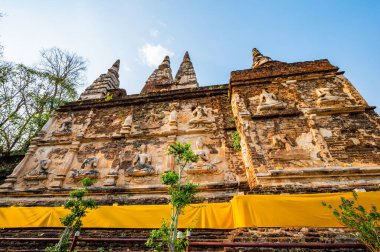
left=58, top=85, right=229, bottom=112
left=257, top=166, right=380, bottom=177
left=230, top=59, right=339, bottom=84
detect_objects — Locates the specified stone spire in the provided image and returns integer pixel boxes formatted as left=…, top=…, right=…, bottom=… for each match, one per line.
left=141, top=56, right=174, bottom=94
left=252, top=48, right=273, bottom=69
left=79, top=59, right=123, bottom=100
left=174, top=51, right=198, bottom=88
left=108, top=59, right=120, bottom=80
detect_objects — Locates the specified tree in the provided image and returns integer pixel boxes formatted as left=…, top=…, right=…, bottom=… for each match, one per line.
left=146, top=142, right=199, bottom=252
left=47, top=177, right=97, bottom=252
left=0, top=12, right=3, bottom=58
left=38, top=48, right=86, bottom=111
left=322, top=192, right=380, bottom=252
left=0, top=48, right=87, bottom=155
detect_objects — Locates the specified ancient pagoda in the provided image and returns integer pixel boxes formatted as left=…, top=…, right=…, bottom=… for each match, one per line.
left=0, top=49, right=379, bottom=251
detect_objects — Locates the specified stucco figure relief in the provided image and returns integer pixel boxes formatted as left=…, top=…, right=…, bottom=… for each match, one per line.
left=234, top=93, right=251, bottom=119
left=169, top=104, right=178, bottom=131
left=121, top=115, right=133, bottom=134
left=142, top=109, right=164, bottom=129
left=126, top=144, right=155, bottom=176
left=104, top=147, right=126, bottom=186
left=257, top=90, right=287, bottom=112
left=307, top=114, right=333, bottom=164
left=315, top=88, right=345, bottom=106
left=72, top=157, right=99, bottom=180
left=24, top=159, right=51, bottom=181
left=52, top=121, right=72, bottom=136
left=185, top=138, right=220, bottom=174
left=269, top=134, right=310, bottom=161
left=223, top=170, right=236, bottom=182
left=188, top=106, right=214, bottom=128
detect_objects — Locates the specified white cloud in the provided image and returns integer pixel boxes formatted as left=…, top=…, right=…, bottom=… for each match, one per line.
left=138, top=43, right=174, bottom=67
left=150, top=29, right=159, bottom=38
left=123, top=65, right=132, bottom=72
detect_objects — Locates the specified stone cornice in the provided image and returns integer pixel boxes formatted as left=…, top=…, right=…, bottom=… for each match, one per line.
left=58, top=85, right=229, bottom=112
left=230, top=59, right=339, bottom=85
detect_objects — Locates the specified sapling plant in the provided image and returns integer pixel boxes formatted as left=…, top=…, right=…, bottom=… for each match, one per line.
left=146, top=142, right=199, bottom=252
left=46, top=177, right=97, bottom=252
left=322, top=191, right=380, bottom=252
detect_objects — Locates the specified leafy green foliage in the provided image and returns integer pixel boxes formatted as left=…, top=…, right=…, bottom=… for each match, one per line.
left=146, top=220, right=190, bottom=252
left=232, top=131, right=241, bottom=152
left=147, top=142, right=198, bottom=252
left=146, top=220, right=171, bottom=251
left=168, top=142, right=199, bottom=166
left=81, top=177, right=96, bottom=187
left=46, top=178, right=97, bottom=252
left=169, top=183, right=197, bottom=213
left=104, top=92, right=112, bottom=101
left=0, top=48, right=86, bottom=155
left=161, top=171, right=179, bottom=186
left=322, top=192, right=380, bottom=252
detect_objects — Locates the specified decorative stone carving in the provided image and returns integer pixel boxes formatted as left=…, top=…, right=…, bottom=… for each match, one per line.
left=104, top=147, right=125, bottom=186
left=234, top=94, right=251, bottom=119
left=24, top=159, right=51, bottom=181
left=143, top=109, right=164, bottom=129
left=307, top=114, right=333, bottom=164
left=125, top=144, right=155, bottom=176
left=52, top=121, right=72, bottom=136
left=316, top=88, right=345, bottom=106
left=185, top=138, right=220, bottom=174
left=257, top=91, right=287, bottom=112
left=120, top=115, right=133, bottom=134
left=72, top=157, right=99, bottom=180
left=188, top=106, right=213, bottom=128
left=269, top=134, right=310, bottom=161
left=169, top=105, right=178, bottom=131
left=224, top=170, right=236, bottom=182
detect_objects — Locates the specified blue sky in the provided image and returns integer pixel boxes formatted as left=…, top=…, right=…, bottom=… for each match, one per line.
left=1, top=0, right=380, bottom=108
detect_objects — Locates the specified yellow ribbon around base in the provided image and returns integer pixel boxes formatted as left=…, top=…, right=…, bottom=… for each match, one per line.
left=0, top=192, right=379, bottom=229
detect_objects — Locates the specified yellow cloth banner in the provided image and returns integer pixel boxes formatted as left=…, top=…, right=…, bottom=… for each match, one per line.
left=0, top=192, right=379, bottom=229
left=231, top=192, right=380, bottom=228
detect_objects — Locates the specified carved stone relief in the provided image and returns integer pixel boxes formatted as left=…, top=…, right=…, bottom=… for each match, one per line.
left=188, top=106, right=214, bottom=129
left=168, top=104, right=178, bottom=131
left=142, top=108, right=165, bottom=129
left=269, top=134, right=310, bottom=161
left=24, top=159, right=51, bottom=181
left=125, top=144, right=155, bottom=177
left=223, top=169, right=236, bottom=182
left=120, top=114, right=133, bottom=135
left=72, top=157, right=99, bottom=180
left=52, top=121, right=72, bottom=136
left=315, top=87, right=345, bottom=106
left=306, top=114, right=334, bottom=164
left=256, top=90, right=287, bottom=112
left=184, top=137, right=221, bottom=174
left=233, top=93, right=251, bottom=120
left=104, top=146, right=125, bottom=186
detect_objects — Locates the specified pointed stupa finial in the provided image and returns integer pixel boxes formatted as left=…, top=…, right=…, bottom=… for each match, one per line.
left=141, top=55, right=173, bottom=93
left=108, top=59, right=120, bottom=78
left=79, top=59, right=123, bottom=100
left=174, top=51, right=198, bottom=88
left=252, top=48, right=272, bottom=69
left=160, top=56, right=170, bottom=68
left=183, top=51, right=190, bottom=62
